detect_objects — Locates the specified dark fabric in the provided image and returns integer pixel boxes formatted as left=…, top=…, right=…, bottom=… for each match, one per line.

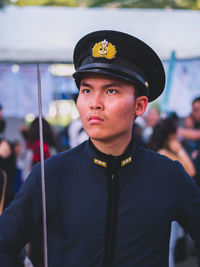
left=0, top=140, right=200, bottom=267
left=0, top=170, right=4, bottom=198
left=194, top=152, right=200, bottom=187
left=28, top=228, right=44, bottom=267
left=0, top=141, right=16, bottom=209
left=174, top=236, right=187, bottom=263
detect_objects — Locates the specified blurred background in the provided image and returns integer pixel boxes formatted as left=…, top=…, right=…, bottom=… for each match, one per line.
left=0, top=1, right=200, bottom=266
left=0, top=0, right=200, bottom=141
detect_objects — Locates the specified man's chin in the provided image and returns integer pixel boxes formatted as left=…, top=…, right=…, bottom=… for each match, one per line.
left=89, top=134, right=112, bottom=143
left=90, top=134, right=122, bottom=144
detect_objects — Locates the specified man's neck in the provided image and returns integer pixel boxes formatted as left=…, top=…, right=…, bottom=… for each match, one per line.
left=90, top=135, right=132, bottom=156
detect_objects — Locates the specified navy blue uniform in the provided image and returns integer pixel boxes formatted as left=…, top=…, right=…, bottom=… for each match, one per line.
left=0, top=140, right=200, bottom=266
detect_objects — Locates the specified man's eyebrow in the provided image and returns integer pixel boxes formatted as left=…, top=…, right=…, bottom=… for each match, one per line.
left=102, top=83, right=122, bottom=88
left=80, top=81, right=93, bottom=88
left=80, top=81, right=123, bottom=88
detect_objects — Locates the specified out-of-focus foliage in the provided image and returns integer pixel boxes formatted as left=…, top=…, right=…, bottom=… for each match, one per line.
left=89, top=0, right=200, bottom=9
left=3, top=0, right=87, bottom=7
left=1, top=0, right=200, bottom=9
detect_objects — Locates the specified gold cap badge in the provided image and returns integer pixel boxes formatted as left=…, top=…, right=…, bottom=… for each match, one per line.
left=92, top=39, right=117, bottom=59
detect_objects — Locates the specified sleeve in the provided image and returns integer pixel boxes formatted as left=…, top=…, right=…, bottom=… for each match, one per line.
left=175, top=161, right=200, bottom=249
left=0, top=164, right=42, bottom=266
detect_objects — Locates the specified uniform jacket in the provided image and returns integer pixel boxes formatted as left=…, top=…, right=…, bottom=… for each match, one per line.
left=0, top=139, right=200, bottom=267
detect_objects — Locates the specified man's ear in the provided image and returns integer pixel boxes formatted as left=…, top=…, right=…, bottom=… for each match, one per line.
left=135, top=96, right=148, bottom=117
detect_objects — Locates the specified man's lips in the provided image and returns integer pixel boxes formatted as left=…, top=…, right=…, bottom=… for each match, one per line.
left=88, top=115, right=104, bottom=123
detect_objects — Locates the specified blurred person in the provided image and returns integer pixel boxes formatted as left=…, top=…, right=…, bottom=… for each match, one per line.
left=8, top=125, right=34, bottom=190
left=192, top=96, right=200, bottom=128
left=178, top=102, right=200, bottom=206
left=1, top=30, right=200, bottom=267
left=58, top=93, right=88, bottom=149
left=178, top=125, right=200, bottom=170
left=178, top=97, right=200, bottom=153
left=66, top=93, right=88, bottom=149
left=184, top=114, right=194, bottom=129
left=68, top=117, right=88, bottom=148
left=13, top=140, right=23, bottom=194
left=58, top=117, right=88, bottom=149
left=181, top=114, right=200, bottom=222
left=146, top=106, right=160, bottom=127
left=181, top=115, right=197, bottom=158
left=148, top=118, right=196, bottom=267
left=25, top=117, right=58, bottom=267
left=148, top=118, right=196, bottom=177
left=0, top=104, right=3, bottom=120
left=0, top=169, right=7, bottom=215
left=178, top=127, right=200, bottom=142
left=186, top=97, right=200, bottom=267
left=142, top=106, right=161, bottom=143
left=26, top=117, right=57, bottom=166
left=0, top=111, right=16, bottom=210
left=190, top=97, right=200, bottom=154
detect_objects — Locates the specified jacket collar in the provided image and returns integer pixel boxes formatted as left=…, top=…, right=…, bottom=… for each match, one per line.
left=88, top=138, right=135, bottom=169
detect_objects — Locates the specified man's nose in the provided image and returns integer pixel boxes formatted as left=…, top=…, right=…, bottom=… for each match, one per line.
left=90, top=94, right=104, bottom=110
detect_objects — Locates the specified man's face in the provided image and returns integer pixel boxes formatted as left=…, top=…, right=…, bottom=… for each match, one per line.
left=77, top=73, right=147, bottom=144
left=192, top=100, right=200, bottom=122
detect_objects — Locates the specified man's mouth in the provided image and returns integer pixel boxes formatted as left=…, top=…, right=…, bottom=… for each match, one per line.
left=88, top=115, right=104, bottom=123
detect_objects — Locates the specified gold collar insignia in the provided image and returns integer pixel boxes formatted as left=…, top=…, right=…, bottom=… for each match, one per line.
left=94, top=158, right=107, bottom=167
left=121, top=156, right=132, bottom=167
left=93, top=156, right=132, bottom=168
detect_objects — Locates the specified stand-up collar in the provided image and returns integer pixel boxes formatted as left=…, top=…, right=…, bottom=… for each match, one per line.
left=88, top=139, right=135, bottom=169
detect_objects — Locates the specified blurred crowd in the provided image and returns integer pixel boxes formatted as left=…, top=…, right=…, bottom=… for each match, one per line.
left=0, top=96, right=200, bottom=267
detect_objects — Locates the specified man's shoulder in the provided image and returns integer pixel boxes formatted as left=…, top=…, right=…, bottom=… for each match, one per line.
left=44, top=141, right=88, bottom=169
left=135, top=144, right=192, bottom=188
left=136, top=144, right=168, bottom=160
left=29, top=141, right=89, bottom=183
left=135, top=144, right=182, bottom=169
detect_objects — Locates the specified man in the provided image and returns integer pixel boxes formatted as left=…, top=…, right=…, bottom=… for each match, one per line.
left=192, top=96, right=200, bottom=128
left=179, top=96, right=200, bottom=139
left=0, top=30, right=200, bottom=267
left=0, top=107, right=16, bottom=210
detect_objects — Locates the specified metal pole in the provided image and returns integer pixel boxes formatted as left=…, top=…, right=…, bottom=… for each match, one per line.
left=37, top=63, right=48, bottom=267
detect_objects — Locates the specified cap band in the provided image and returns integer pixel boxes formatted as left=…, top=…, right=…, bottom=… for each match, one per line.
left=77, top=63, right=149, bottom=88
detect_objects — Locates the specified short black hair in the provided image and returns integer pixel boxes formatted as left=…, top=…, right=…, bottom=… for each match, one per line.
left=134, top=84, right=148, bottom=99
left=192, top=96, right=200, bottom=105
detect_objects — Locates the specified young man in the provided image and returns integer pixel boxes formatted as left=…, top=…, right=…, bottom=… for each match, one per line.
left=0, top=30, right=200, bottom=267
left=192, top=96, right=200, bottom=128
left=178, top=96, right=200, bottom=149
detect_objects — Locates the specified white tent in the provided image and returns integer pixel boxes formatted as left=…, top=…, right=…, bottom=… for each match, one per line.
left=0, top=6, right=200, bottom=62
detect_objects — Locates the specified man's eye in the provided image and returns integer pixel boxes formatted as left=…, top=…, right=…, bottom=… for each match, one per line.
left=81, top=88, right=91, bottom=94
left=107, top=89, right=117, bottom=94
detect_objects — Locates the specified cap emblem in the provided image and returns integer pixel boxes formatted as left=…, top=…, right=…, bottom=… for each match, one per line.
left=92, top=39, right=117, bottom=59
